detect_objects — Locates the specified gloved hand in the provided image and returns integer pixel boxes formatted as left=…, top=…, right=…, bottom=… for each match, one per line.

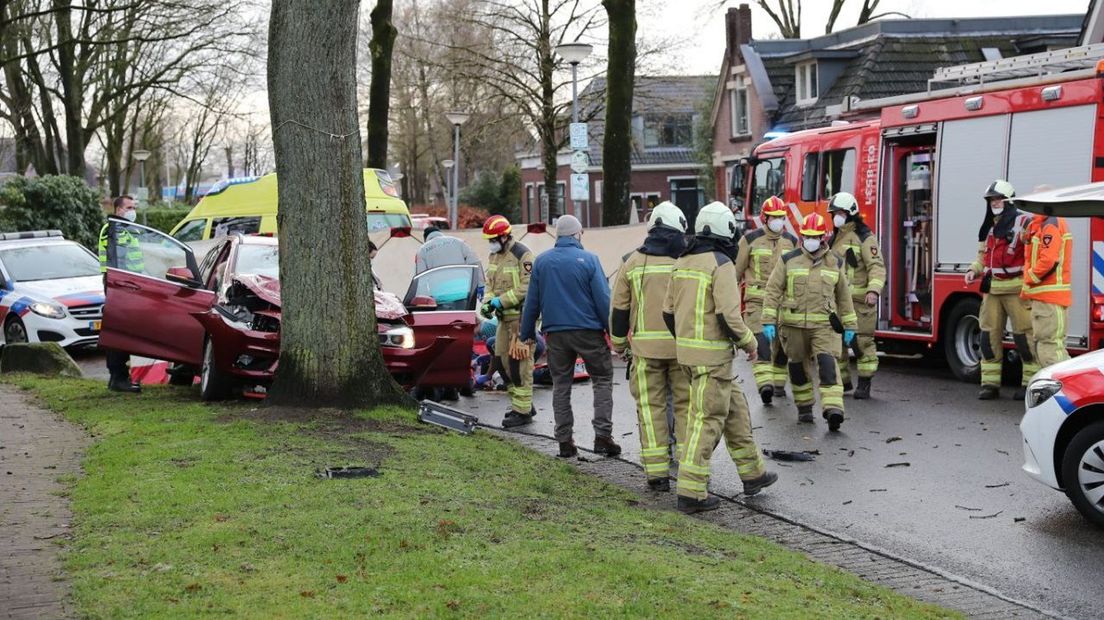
left=865, top=291, right=878, bottom=307
left=479, top=298, right=502, bottom=319
left=844, top=329, right=856, bottom=346
left=763, top=324, right=776, bottom=342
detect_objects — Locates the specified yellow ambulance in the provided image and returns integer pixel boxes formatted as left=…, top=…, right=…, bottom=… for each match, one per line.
left=169, top=169, right=411, bottom=241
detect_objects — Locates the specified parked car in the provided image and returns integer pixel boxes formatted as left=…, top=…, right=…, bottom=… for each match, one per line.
left=0, top=230, right=104, bottom=349
left=1015, top=182, right=1104, bottom=527
left=98, top=221, right=476, bottom=400
left=410, top=214, right=450, bottom=231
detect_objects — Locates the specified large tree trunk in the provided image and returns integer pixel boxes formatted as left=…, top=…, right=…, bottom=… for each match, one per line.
left=538, top=2, right=558, bottom=220
left=267, top=0, right=408, bottom=408
left=601, top=0, right=635, bottom=226
left=366, top=0, right=396, bottom=169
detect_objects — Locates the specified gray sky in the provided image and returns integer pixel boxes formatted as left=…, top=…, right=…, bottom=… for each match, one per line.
left=639, top=0, right=1092, bottom=75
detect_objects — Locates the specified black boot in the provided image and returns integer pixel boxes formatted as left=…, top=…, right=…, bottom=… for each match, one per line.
left=647, top=477, right=670, bottom=492
left=594, top=435, right=622, bottom=457
left=677, top=495, right=720, bottom=514
left=842, top=379, right=854, bottom=392
left=797, top=404, right=814, bottom=423
left=978, top=385, right=1000, bottom=400
left=826, top=408, right=844, bottom=432
left=854, top=377, right=871, bottom=400
left=742, top=471, right=778, bottom=496
left=759, top=384, right=773, bottom=406
left=107, top=376, right=141, bottom=393
left=558, top=441, right=578, bottom=458
left=502, top=408, right=534, bottom=428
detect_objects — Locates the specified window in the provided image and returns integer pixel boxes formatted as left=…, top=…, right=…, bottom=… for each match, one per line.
left=0, top=243, right=99, bottom=282
left=172, top=218, right=207, bottom=242
left=820, top=149, right=856, bottom=199
left=731, top=78, right=749, bottom=137
left=750, top=157, right=786, bottom=215
left=211, top=216, right=261, bottom=237
left=526, top=184, right=535, bottom=221
left=594, top=180, right=603, bottom=204
left=795, top=62, right=818, bottom=105
left=801, top=153, right=819, bottom=202
left=538, top=183, right=566, bottom=220
left=644, top=113, right=694, bottom=148
left=366, top=213, right=412, bottom=231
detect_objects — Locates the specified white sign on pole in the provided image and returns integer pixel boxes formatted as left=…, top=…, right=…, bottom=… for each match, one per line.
left=570, top=151, right=589, bottom=174
left=570, top=173, right=590, bottom=201
left=569, top=123, right=588, bottom=150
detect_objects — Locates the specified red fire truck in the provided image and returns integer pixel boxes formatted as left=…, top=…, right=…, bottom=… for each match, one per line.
left=730, top=45, right=1104, bottom=383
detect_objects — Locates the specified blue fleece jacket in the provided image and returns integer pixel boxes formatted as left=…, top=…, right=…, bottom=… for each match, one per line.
left=520, top=236, right=610, bottom=341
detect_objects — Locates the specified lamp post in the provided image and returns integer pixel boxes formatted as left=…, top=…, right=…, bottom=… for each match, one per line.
left=132, top=149, right=151, bottom=225
left=554, top=42, right=592, bottom=223
left=444, top=112, right=470, bottom=230
left=441, top=159, right=455, bottom=215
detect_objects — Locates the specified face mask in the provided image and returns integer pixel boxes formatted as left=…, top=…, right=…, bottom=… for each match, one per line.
left=489, top=240, right=503, bottom=253
left=833, top=214, right=847, bottom=228
left=122, top=209, right=137, bottom=222
left=803, top=238, right=821, bottom=253
left=767, top=218, right=785, bottom=233
left=990, top=206, right=1004, bottom=216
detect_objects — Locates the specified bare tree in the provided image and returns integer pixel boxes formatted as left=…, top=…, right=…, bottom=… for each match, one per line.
left=757, top=0, right=801, bottom=38
left=366, top=0, right=396, bottom=169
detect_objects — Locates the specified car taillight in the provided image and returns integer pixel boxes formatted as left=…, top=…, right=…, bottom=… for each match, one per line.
left=1093, top=300, right=1104, bottom=323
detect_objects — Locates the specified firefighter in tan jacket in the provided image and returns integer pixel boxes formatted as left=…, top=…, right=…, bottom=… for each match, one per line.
left=734, top=196, right=797, bottom=406
left=763, top=212, right=857, bottom=432
left=480, top=215, right=537, bottom=427
left=827, top=192, right=886, bottom=400
left=610, top=202, right=688, bottom=492
left=662, top=202, right=777, bottom=514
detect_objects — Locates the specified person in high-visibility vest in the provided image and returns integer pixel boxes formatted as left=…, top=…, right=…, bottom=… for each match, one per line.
left=734, top=196, right=796, bottom=406
left=97, top=196, right=143, bottom=393
left=1021, top=211, right=1073, bottom=367
left=610, top=201, right=688, bottom=491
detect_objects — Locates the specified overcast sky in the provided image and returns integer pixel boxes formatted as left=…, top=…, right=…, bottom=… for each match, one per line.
left=638, top=0, right=1093, bottom=75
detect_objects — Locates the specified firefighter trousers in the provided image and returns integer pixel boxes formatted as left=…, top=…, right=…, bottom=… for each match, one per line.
left=628, top=356, right=689, bottom=480
left=495, top=318, right=533, bottom=414
left=744, top=300, right=789, bottom=391
left=979, top=292, right=1037, bottom=388
left=779, top=325, right=844, bottom=414
left=677, top=364, right=766, bottom=500
left=1030, top=300, right=1070, bottom=368
left=839, top=302, right=878, bottom=383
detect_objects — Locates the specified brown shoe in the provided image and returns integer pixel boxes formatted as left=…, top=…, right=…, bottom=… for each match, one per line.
left=557, top=441, right=577, bottom=458
left=593, top=435, right=622, bottom=457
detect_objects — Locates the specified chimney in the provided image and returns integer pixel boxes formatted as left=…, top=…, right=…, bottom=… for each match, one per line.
left=726, top=4, right=752, bottom=65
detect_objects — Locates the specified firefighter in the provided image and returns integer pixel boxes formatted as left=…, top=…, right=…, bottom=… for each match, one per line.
left=663, top=202, right=777, bottom=514
left=762, top=213, right=856, bottom=431
left=610, top=201, right=689, bottom=492
left=1021, top=209, right=1073, bottom=367
left=965, top=180, right=1037, bottom=400
left=734, top=195, right=797, bottom=406
left=827, top=192, right=886, bottom=400
left=480, top=215, right=537, bottom=427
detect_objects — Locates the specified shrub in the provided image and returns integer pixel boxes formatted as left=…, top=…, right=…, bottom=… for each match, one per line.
left=143, top=207, right=190, bottom=234
left=0, top=175, right=104, bottom=248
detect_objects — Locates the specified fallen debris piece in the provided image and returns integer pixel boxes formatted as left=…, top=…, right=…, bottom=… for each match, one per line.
left=886, top=436, right=903, bottom=444
left=1014, top=517, right=1026, bottom=523
left=996, top=449, right=1010, bottom=456
left=316, top=466, right=381, bottom=479
left=869, top=488, right=887, bottom=492
left=984, top=482, right=1010, bottom=489
left=418, top=400, right=478, bottom=434
left=885, top=462, right=911, bottom=468
left=763, top=449, right=818, bottom=462
left=842, top=500, right=853, bottom=505
left=955, top=505, right=983, bottom=512
left=969, top=511, right=1003, bottom=520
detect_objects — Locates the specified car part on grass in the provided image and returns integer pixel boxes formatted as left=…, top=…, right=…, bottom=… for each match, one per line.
left=762, top=449, right=819, bottom=462
left=418, top=400, right=478, bottom=434
left=316, top=466, right=381, bottom=479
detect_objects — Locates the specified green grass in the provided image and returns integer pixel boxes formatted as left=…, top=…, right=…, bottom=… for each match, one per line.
left=10, top=376, right=958, bottom=619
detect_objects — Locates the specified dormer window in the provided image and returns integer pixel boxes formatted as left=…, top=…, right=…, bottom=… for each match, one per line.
left=795, top=61, right=818, bottom=106
left=730, top=76, right=750, bottom=137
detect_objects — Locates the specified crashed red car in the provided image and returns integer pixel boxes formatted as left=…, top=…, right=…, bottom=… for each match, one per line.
left=98, top=221, right=476, bottom=400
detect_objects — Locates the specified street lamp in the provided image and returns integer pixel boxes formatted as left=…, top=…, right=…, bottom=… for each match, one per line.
left=132, top=149, right=151, bottom=225
left=441, top=159, right=455, bottom=213
left=444, top=112, right=470, bottom=230
left=554, top=42, right=592, bottom=222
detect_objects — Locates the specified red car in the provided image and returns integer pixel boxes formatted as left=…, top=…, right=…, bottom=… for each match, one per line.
left=98, top=221, right=476, bottom=400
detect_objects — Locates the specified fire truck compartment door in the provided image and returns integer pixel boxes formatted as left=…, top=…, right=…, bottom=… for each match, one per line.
left=1006, top=104, right=1094, bottom=344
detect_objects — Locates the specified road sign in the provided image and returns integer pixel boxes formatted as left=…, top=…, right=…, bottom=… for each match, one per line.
left=570, top=151, right=589, bottom=174
left=569, top=123, right=588, bottom=150
left=570, top=173, right=589, bottom=201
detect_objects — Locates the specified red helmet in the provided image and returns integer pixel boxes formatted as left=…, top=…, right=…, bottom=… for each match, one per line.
left=482, top=215, right=512, bottom=239
left=761, top=196, right=787, bottom=217
left=799, top=212, right=828, bottom=237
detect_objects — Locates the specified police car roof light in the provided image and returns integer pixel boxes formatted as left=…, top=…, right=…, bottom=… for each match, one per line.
left=0, top=230, right=64, bottom=241
left=526, top=222, right=547, bottom=235
left=390, top=226, right=412, bottom=238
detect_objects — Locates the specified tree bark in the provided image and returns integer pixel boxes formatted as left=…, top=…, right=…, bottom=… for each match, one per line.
left=366, top=0, right=397, bottom=169
left=538, top=0, right=558, bottom=220
left=267, top=0, right=409, bottom=408
left=601, top=0, right=635, bottom=226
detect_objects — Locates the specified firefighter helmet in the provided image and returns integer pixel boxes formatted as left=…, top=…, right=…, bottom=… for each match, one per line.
left=827, top=192, right=859, bottom=216
left=984, top=180, right=1015, bottom=200
left=482, top=215, right=512, bottom=239
left=761, top=195, right=787, bottom=217
left=799, top=212, right=829, bottom=237
left=695, top=202, right=737, bottom=240
left=648, top=201, right=687, bottom=233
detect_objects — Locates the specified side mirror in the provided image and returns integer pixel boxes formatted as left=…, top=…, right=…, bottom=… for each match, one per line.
left=407, top=295, right=438, bottom=311
left=166, top=266, right=202, bottom=288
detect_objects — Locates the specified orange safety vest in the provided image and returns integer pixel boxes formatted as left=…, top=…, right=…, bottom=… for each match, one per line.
left=1021, top=215, right=1072, bottom=307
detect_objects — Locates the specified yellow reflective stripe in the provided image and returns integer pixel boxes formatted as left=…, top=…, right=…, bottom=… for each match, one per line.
left=678, top=339, right=733, bottom=350
left=679, top=479, right=708, bottom=492
left=627, top=266, right=674, bottom=276
left=610, top=335, right=628, bottom=346
left=786, top=269, right=809, bottom=298
left=636, top=360, right=657, bottom=449
left=734, top=329, right=755, bottom=349
left=1026, top=283, right=1071, bottom=294
left=867, top=279, right=884, bottom=290
left=762, top=307, right=778, bottom=320
left=781, top=310, right=831, bottom=322
left=633, top=331, right=673, bottom=341
left=641, top=447, right=670, bottom=457
left=822, top=270, right=839, bottom=284
left=684, top=367, right=709, bottom=471
left=840, top=312, right=857, bottom=323
left=680, top=461, right=711, bottom=476
left=627, top=266, right=671, bottom=329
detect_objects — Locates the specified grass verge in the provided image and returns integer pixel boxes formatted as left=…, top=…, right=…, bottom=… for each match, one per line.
left=10, top=376, right=957, bottom=618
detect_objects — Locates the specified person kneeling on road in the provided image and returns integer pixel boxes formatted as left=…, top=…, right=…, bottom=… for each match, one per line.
left=663, top=202, right=777, bottom=514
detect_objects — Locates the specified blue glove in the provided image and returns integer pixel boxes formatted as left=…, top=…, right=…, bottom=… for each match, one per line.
left=479, top=302, right=495, bottom=319
left=490, top=297, right=503, bottom=310
left=844, top=329, right=856, bottom=346
left=763, top=324, right=776, bottom=342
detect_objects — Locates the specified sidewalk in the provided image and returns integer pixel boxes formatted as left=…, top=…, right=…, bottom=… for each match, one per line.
left=1, top=384, right=88, bottom=619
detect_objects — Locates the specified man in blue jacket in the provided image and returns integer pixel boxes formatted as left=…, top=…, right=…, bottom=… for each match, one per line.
left=521, top=215, right=621, bottom=458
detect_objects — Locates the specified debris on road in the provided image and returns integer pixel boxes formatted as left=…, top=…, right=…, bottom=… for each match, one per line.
left=763, top=449, right=819, bottom=462
left=969, top=511, right=1004, bottom=520
left=869, top=488, right=887, bottom=492
left=886, top=436, right=903, bottom=444
left=955, top=505, right=983, bottom=512
left=885, top=462, right=911, bottom=468
left=984, top=482, right=1010, bottom=489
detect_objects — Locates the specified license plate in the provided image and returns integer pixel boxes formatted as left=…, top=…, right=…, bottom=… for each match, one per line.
left=89, top=320, right=101, bottom=332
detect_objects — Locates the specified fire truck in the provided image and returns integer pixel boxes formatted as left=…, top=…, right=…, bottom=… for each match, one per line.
left=730, top=44, right=1104, bottom=383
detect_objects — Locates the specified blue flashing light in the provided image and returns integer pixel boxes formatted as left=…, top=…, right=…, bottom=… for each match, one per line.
left=206, top=175, right=263, bottom=196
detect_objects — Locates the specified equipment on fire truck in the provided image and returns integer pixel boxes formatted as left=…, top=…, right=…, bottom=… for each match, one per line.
left=901, top=151, right=933, bottom=323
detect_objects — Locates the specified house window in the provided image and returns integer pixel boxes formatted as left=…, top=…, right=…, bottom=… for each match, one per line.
left=644, top=113, right=693, bottom=148
left=795, top=62, right=818, bottom=106
left=731, top=78, right=749, bottom=137
left=594, top=180, right=603, bottom=204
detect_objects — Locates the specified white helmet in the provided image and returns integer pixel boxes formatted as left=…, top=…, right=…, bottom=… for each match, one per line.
left=648, top=201, right=687, bottom=233
left=695, top=201, right=737, bottom=240
left=828, top=191, right=859, bottom=216
left=984, top=180, right=1015, bottom=201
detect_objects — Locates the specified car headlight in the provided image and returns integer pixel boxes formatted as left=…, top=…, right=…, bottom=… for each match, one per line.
left=1026, top=378, right=1062, bottom=408
left=379, top=326, right=415, bottom=349
left=29, top=302, right=66, bottom=319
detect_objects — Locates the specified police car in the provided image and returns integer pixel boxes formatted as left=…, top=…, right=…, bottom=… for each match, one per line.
left=0, top=230, right=105, bottom=349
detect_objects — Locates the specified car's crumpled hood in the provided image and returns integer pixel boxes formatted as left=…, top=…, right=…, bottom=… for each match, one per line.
left=229, top=273, right=408, bottom=320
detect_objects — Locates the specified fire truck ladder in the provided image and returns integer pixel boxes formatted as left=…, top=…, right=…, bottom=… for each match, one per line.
left=929, top=43, right=1104, bottom=90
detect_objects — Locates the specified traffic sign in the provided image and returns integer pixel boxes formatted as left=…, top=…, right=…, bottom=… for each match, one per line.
left=569, top=123, right=588, bottom=150
left=570, top=173, right=589, bottom=201
left=571, top=151, right=589, bottom=174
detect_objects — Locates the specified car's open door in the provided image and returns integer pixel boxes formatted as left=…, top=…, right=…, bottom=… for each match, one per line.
left=403, top=265, right=479, bottom=387
left=99, top=220, right=215, bottom=365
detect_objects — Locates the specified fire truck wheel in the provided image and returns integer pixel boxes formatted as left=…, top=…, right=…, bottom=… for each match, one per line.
left=943, top=296, right=982, bottom=383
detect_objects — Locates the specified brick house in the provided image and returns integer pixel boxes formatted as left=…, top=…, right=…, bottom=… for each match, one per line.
left=710, top=5, right=1084, bottom=209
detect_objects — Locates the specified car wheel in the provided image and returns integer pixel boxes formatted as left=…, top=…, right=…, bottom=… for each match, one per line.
left=199, top=338, right=233, bottom=401
left=942, top=296, right=982, bottom=383
left=3, top=315, right=28, bottom=345
left=1061, top=421, right=1104, bottom=528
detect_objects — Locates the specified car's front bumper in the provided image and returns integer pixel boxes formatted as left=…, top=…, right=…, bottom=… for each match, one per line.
left=21, top=309, right=101, bottom=348
left=1020, top=395, right=1067, bottom=491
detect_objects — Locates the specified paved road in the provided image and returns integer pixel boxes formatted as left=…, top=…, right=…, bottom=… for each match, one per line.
left=466, top=356, right=1104, bottom=619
